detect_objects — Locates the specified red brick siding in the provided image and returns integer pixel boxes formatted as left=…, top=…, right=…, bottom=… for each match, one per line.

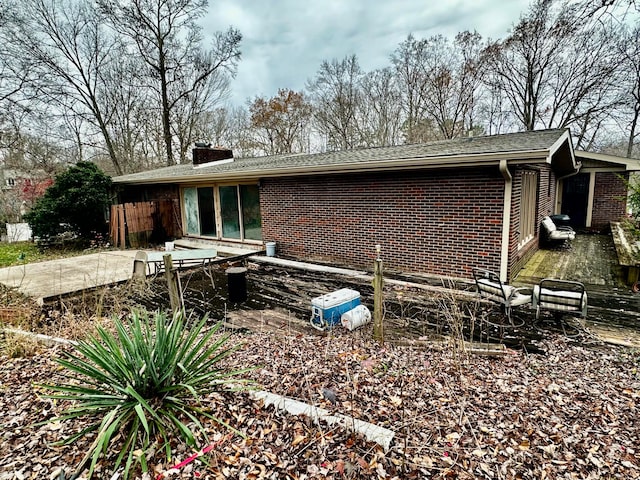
left=260, top=168, right=505, bottom=279
left=591, top=172, right=628, bottom=230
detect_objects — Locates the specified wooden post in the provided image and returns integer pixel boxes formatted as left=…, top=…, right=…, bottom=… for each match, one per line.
left=163, top=254, right=182, bottom=314
left=373, top=245, right=384, bottom=343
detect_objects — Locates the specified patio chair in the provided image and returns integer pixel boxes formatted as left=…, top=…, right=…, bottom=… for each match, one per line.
left=472, top=268, right=532, bottom=322
left=532, top=278, right=587, bottom=320
left=541, top=216, right=576, bottom=246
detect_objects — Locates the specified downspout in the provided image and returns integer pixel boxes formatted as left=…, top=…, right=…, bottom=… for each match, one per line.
left=499, top=160, right=512, bottom=282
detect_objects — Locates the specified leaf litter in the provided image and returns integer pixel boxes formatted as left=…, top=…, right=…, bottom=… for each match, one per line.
left=1, top=323, right=639, bottom=479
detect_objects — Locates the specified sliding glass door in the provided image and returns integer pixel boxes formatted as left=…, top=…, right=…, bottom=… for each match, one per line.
left=219, top=186, right=241, bottom=239
left=182, top=183, right=261, bottom=241
left=183, top=187, right=217, bottom=237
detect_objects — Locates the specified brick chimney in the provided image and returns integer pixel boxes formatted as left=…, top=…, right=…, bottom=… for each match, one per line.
left=192, top=143, right=234, bottom=166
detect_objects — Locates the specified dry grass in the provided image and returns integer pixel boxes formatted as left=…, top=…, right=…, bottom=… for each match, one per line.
left=0, top=330, right=42, bottom=358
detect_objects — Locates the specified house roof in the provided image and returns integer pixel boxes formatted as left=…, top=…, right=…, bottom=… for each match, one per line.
left=575, top=151, right=640, bottom=171
left=113, top=129, right=577, bottom=185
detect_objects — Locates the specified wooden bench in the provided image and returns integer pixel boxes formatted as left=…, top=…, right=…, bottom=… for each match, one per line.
left=532, top=278, right=587, bottom=320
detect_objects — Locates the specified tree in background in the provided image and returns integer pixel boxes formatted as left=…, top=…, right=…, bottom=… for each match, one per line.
left=420, top=32, right=485, bottom=140
left=307, top=55, right=364, bottom=150
left=24, top=162, right=112, bottom=240
left=97, top=0, right=242, bottom=167
left=249, top=89, right=312, bottom=155
left=482, top=0, right=621, bottom=148
left=3, top=0, right=126, bottom=174
left=390, top=35, right=431, bottom=143
left=618, top=24, right=640, bottom=158
left=358, top=68, right=403, bottom=147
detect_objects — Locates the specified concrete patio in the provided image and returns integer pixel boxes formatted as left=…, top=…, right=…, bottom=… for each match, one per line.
left=0, top=242, right=264, bottom=305
left=0, top=250, right=141, bottom=304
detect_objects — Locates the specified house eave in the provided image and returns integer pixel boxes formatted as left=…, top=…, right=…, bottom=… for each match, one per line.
left=575, top=150, right=640, bottom=171
left=113, top=149, right=554, bottom=185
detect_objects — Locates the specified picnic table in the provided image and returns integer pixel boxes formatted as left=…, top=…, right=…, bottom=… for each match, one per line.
left=132, top=249, right=218, bottom=277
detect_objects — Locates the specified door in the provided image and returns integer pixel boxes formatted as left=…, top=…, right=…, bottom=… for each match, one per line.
left=561, top=173, right=590, bottom=228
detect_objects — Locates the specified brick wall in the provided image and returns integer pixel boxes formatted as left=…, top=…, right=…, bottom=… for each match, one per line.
left=260, top=168, right=506, bottom=279
left=591, top=172, right=628, bottom=230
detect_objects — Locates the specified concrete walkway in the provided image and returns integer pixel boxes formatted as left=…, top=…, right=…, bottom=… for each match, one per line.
left=0, top=250, right=140, bottom=304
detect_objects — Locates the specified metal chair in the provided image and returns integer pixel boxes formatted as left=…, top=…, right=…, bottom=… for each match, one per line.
left=541, top=216, right=576, bottom=246
left=532, top=278, right=587, bottom=320
left=473, top=268, right=532, bottom=322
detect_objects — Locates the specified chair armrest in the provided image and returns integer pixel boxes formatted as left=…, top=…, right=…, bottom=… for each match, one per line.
left=510, top=287, right=532, bottom=298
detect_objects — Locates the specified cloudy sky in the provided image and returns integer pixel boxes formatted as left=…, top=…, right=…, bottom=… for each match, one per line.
left=200, top=0, right=532, bottom=107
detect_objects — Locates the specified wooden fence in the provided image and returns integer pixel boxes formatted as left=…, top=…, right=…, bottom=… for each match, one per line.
left=110, top=200, right=181, bottom=249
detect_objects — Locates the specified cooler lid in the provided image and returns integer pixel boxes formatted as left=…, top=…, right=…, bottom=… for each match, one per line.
left=311, top=288, right=360, bottom=308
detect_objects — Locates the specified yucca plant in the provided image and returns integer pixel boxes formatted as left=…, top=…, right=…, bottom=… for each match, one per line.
left=42, top=309, right=248, bottom=479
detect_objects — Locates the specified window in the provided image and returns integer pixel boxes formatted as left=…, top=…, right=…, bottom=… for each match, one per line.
left=519, top=170, right=538, bottom=246
left=182, top=183, right=262, bottom=242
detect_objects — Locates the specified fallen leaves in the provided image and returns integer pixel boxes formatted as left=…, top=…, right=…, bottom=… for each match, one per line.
left=1, top=329, right=639, bottom=479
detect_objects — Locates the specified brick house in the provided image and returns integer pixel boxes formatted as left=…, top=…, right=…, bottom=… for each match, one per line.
left=112, top=129, right=639, bottom=282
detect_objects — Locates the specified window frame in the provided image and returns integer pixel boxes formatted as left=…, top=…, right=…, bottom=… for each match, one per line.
left=518, top=170, right=539, bottom=249
left=181, top=182, right=262, bottom=243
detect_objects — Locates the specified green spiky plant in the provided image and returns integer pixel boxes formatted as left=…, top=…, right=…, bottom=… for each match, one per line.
left=42, top=310, right=249, bottom=479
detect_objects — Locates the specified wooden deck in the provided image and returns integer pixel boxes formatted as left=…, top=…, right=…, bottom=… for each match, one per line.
left=514, top=233, right=627, bottom=290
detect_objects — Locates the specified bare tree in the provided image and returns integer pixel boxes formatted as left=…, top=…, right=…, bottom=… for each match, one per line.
left=197, top=106, right=256, bottom=157
left=483, top=0, right=622, bottom=147
left=390, top=35, right=431, bottom=143
left=421, top=32, right=485, bottom=139
left=3, top=0, right=125, bottom=173
left=97, top=0, right=241, bottom=166
left=357, top=68, right=403, bottom=147
left=172, top=53, right=232, bottom=164
left=617, top=23, right=640, bottom=158
left=306, top=54, right=364, bottom=150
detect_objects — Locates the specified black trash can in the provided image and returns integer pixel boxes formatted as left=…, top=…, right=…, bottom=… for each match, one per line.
left=226, top=266, right=247, bottom=303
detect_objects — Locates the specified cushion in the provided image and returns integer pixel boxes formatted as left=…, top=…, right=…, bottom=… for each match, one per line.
left=533, top=286, right=586, bottom=311
left=542, top=217, right=557, bottom=233
left=477, top=278, right=510, bottom=302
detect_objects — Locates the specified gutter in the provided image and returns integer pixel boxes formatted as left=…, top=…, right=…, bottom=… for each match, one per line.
left=499, top=160, right=512, bottom=282
left=113, top=150, right=550, bottom=185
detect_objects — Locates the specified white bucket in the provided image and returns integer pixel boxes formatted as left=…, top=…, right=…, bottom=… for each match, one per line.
left=341, top=305, right=372, bottom=331
left=165, top=241, right=175, bottom=251
left=265, top=242, right=276, bottom=257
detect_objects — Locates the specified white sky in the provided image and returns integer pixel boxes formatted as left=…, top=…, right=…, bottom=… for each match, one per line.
left=200, top=0, right=532, bottom=107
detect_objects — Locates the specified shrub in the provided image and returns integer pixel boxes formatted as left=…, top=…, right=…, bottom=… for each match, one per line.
left=23, top=162, right=112, bottom=241
left=42, top=310, right=247, bottom=479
